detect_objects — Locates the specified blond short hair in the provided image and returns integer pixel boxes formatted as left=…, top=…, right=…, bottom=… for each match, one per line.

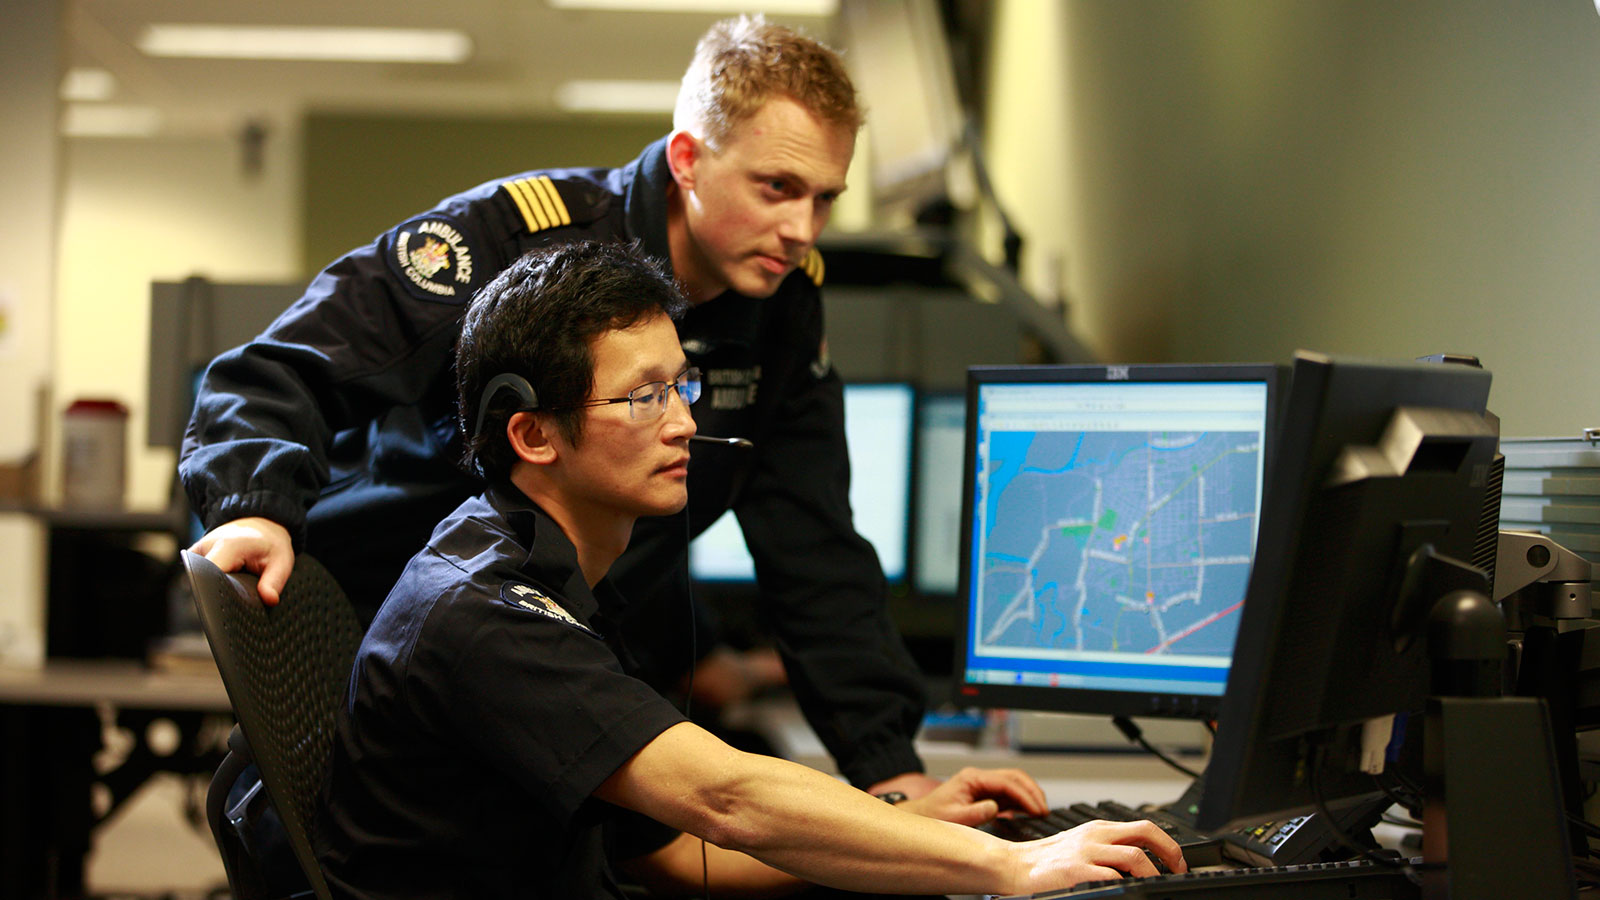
left=674, top=15, right=862, bottom=149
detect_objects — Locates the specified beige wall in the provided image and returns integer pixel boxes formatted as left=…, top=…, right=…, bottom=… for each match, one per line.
left=0, top=0, right=62, bottom=666
left=301, top=114, right=670, bottom=271
left=986, top=0, right=1600, bottom=436
left=55, top=132, right=304, bottom=512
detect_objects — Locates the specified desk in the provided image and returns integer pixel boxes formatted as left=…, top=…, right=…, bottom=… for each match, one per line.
left=0, top=658, right=228, bottom=709
left=1, top=659, right=232, bottom=899
left=732, top=698, right=1199, bottom=810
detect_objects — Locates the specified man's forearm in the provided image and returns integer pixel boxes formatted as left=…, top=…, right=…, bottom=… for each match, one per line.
left=621, top=832, right=809, bottom=899
left=598, top=723, right=1016, bottom=896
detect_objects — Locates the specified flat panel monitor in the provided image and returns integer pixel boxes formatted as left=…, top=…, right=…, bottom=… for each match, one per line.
left=690, top=382, right=915, bottom=583
left=914, top=391, right=966, bottom=596
left=148, top=279, right=300, bottom=449
left=1196, top=352, right=1497, bottom=830
left=954, top=364, right=1279, bottom=720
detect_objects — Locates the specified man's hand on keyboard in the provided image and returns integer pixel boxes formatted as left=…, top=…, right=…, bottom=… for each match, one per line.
left=1012, top=819, right=1188, bottom=892
left=898, top=766, right=1049, bottom=827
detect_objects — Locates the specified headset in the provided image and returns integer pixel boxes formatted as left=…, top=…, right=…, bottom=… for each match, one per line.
left=473, top=371, right=752, bottom=449
left=471, top=373, right=540, bottom=444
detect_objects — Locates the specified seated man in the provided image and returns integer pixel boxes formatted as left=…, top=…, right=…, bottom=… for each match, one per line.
left=316, top=242, right=1185, bottom=899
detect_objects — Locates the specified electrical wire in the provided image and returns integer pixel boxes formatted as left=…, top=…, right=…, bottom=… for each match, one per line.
left=1307, top=744, right=1434, bottom=885
left=680, top=508, right=710, bottom=900
left=1110, top=716, right=1203, bottom=779
left=1370, top=772, right=1423, bottom=820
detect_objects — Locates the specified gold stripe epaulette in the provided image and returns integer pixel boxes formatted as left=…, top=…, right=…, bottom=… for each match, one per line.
left=800, top=248, right=825, bottom=286
left=501, top=175, right=573, bottom=233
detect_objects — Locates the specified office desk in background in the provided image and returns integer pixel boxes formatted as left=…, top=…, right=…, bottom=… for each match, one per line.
left=0, top=658, right=230, bottom=899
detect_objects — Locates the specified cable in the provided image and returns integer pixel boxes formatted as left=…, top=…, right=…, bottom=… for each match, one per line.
left=1566, top=815, right=1600, bottom=840
left=1110, top=716, right=1202, bottom=779
left=1307, top=744, right=1433, bottom=885
left=680, top=508, right=710, bottom=900
left=1371, top=772, right=1423, bottom=820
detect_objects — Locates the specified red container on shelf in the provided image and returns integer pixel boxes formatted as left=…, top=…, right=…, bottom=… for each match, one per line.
left=61, top=398, right=128, bottom=508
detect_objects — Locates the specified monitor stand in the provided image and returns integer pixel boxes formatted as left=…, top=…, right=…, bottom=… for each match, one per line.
left=1419, top=558, right=1576, bottom=900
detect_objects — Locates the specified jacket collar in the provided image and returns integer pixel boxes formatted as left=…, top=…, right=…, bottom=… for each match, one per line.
left=623, top=136, right=674, bottom=274
left=481, top=479, right=630, bottom=626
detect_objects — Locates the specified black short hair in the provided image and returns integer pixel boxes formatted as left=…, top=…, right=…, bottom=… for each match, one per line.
left=456, top=241, right=687, bottom=480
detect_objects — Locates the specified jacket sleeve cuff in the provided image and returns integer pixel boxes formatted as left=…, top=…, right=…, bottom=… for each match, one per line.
left=838, top=737, right=925, bottom=790
left=204, top=491, right=309, bottom=548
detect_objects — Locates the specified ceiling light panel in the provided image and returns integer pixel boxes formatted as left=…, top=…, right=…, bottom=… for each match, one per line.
left=62, top=104, right=162, bottom=138
left=555, top=80, right=681, bottom=113
left=137, top=24, right=473, bottom=64
left=61, top=68, right=118, bottom=102
left=547, top=0, right=837, bottom=14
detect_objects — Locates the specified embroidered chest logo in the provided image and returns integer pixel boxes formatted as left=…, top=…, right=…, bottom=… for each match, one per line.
left=704, top=366, right=761, bottom=411
left=499, top=582, right=597, bottom=636
left=394, top=218, right=476, bottom=300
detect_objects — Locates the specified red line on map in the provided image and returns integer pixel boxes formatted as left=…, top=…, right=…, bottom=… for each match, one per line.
left=1146, top=600, right=1245, bottom=654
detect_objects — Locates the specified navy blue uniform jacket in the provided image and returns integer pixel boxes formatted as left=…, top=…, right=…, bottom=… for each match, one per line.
left=317, top=484, right=687, bottom=900
left=179, top=137, right=925, bottom=787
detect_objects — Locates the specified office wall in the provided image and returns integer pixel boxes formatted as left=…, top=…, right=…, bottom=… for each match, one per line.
left=986, top=0, right=1600, bottom=436
left=302, top=115, right=669, bottom=271
left=55, top=131, right=303, bottom=511
left=0, top=0, right=61, bottom=667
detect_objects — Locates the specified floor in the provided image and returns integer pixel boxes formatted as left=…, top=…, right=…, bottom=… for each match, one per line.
left=86, top=773, right=228, bottom=899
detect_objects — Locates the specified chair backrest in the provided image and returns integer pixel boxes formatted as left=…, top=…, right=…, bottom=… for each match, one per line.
left=184, top=550, right=361, bottom=900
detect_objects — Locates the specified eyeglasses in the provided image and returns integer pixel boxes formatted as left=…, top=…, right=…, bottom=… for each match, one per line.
left=546, top=367, right=702, bottom=421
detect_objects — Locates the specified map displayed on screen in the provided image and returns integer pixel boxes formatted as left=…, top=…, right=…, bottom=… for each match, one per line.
left=973, top=429, right=1261, bottom=659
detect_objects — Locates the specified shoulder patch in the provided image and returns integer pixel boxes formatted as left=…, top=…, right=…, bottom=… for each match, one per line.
left=499, top=581, right=598, bottom=637
left=500, top=175, right=574, bottom=234
left=387, top=214, right=486, bottom=304
left=800, top=248, right=825, bottom=287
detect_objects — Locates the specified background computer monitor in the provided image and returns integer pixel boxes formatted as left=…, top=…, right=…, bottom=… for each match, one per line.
left=953, top=363, right=1279, bottom=720
left=689, top=382, right=916, bottom=584
left=148, top=279, right=299, bottom=451
left=1195, top=352, right=1497, bottom=831
left=913, top=391, right=967, bottom=597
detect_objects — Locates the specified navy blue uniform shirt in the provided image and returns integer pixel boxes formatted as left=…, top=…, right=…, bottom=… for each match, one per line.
left=317, top=483, right=686, bottom=900
left=180, top=137, right=925, bottom=787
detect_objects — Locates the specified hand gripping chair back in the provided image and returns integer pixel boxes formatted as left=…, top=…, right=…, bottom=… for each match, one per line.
left=184, top=551, right=361, bottom=900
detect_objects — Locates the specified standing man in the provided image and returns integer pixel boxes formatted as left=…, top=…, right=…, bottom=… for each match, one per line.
left=316, top=240, right=1184, bottom=899
left=183, top=16, right=927, bottom=795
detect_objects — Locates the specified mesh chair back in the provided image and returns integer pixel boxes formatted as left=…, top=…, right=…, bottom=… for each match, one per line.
left=184, top=551, right=361, bottom=900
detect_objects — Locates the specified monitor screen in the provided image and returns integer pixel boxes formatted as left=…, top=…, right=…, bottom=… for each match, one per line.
left=914, top=391, right=966, bottom=595
left=954, top=364, right=1279, bottom=720
left=690, top=382, right=915, bottom=583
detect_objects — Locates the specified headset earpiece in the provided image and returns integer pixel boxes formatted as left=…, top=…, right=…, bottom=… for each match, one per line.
left=473, top=373, right=539, bottom=442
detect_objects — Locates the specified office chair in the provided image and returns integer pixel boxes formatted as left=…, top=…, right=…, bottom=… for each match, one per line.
left=183, top=550, right=361, bottom=900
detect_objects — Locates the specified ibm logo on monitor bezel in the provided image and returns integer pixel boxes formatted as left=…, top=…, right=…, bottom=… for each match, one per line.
left=1105, top=366, right=1130, bottom=381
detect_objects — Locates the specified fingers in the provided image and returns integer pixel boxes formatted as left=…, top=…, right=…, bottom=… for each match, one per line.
left=940, top=798, right=1000, bottom=828
left=1105, top=843, right=1162, bottom=879
left=952, top=766, right=1049, bottom=816
left=189, top=532, right=214, bottom=556
left=1076, top=820, right=1186, bottom=876
left=189, top=517, right=296, bottom=606
left=256, top=551, right=293, bottom=606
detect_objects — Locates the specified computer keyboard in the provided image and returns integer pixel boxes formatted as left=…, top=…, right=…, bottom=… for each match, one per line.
left=998, top=857, right=1420, bottom=899
left=986, top=800, right=1225, bottom=868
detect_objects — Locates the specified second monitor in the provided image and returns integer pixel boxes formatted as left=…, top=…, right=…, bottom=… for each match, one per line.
left=689, top=382, right=916, bottom=584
